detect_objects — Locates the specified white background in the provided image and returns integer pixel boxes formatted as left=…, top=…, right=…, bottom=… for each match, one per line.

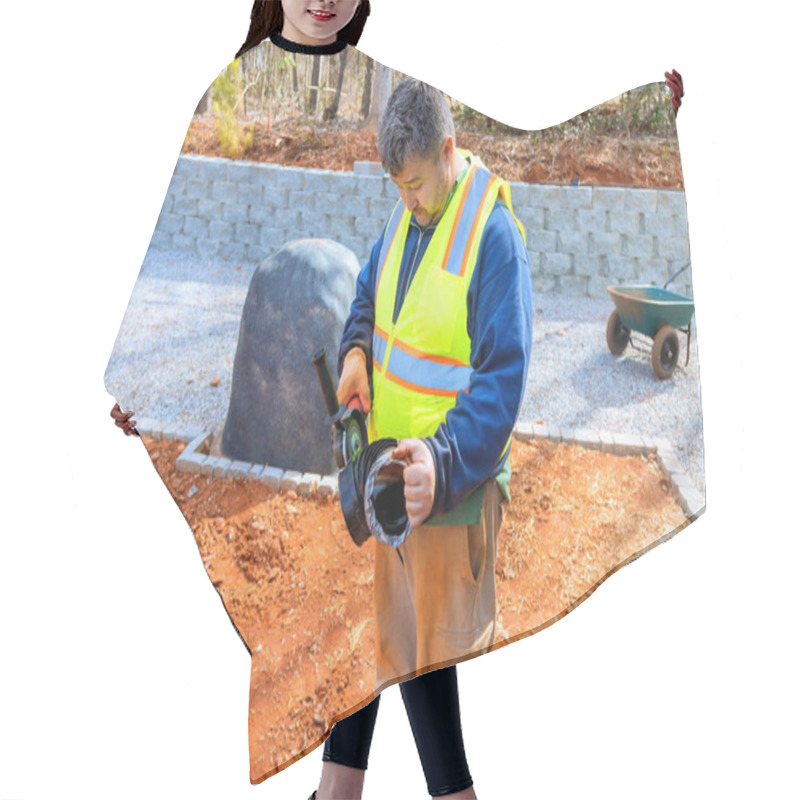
left=1, top=1, right=796, bottom=798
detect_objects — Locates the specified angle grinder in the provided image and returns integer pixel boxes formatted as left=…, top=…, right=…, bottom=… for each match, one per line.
left=312, top=348, right=368, bottom=469
left=312, top=348, right=412, bottom=549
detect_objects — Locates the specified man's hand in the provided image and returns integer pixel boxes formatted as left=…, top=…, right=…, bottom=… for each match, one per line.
left=336, top=348, right=371, bottom=413
left=110, top=403, right=139, bottom=436
left=392, top=438, right=436, bottom=528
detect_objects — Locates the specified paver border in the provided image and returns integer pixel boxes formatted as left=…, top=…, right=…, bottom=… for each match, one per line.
left=136, top=420, right=704, bottom=520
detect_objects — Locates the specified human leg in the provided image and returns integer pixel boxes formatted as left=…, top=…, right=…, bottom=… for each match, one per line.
left=399, top=666, right=475, bottom=798
left=316, top=695, right=381, bottom=800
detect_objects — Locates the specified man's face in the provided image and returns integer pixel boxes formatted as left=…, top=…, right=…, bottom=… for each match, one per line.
left=390, top=142, right=454, bottom=227
left=281, top=0, right=360, bottom=44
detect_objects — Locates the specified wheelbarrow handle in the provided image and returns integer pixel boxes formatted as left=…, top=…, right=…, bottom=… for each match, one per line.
left=664, top=262, right=690, bottom=289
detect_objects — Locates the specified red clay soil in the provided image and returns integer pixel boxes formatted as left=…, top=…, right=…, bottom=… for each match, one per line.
left=142, top=435, right=689, bottom=783
left=181, top=118, right=684, bottom=189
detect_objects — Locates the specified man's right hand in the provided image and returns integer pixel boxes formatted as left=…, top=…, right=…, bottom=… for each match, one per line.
left=336, top=348, right=371, bottom=414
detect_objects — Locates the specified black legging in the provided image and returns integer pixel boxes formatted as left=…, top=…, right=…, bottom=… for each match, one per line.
left=322, top=665, right=472, bottom=797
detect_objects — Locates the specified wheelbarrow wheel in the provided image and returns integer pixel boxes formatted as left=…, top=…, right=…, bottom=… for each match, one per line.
left=652, top=325, right=680, bottom=379
left=606, top=310, right=630, bottom=354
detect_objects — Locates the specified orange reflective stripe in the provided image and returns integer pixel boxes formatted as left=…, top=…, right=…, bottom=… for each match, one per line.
left=441, top=163, right=478, bottom=271
left=391, top=335, right=470, bottom=367
left=383, top=369, right=464, bottom=398
left=459, top=174, right=500, bottom=278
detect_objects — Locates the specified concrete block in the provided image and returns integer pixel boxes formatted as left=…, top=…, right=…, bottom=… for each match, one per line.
left=221, top=202, right=250, bottom=225
left=558, top=274, right=588, bottom=296
left=329, top=214, right=356, bottom=237
left=656, top=236, right=690, bottom=262
left=207, top=457, right=232, bottom=479
left=657, top=190, right=687, bottom=215
left=176, top=449, right=208, bottom=474
left=208, top=220, right=234, bottom=241
left=298, top=473, right=321, bottom=497
left=197, top=198, right=222, bottom=220
left=211, top=180, right=239, bottom=203
left=557, top=231, right=588, bottom=256
left=515, top=206, right=544, bottom=232
left=167, top=175, right=187, bottom=197
left=183, top=216, right=208, bottom=239
left=271, top=208, right=300, bottom=229
left=259, top=227, right=284, bottom=250
left=606, top=255, right=638, bottom=281
left=244, top=464, right=263, bottom=481
left=573, top=428, right=602, bottom=450
left=260, top=185, right=290, bottom=208
left=508, top=181, right=530, bottom=206
left=624, top=188, right=658, bottom=212
left=248, top=203, right=277, bottom=226
left=530, top=185, right=563, bottom=208
left=175, top=154, right=205, bottom=176
left=543, top=252, right=571, bottom=276
left=589, top=232, right=622, bottom=255
left=527, top=229, right=557, bottom=253
left=248, top=161, right=283, bottom=186
left=292, top=191, right=318, bottom=213
left=599, top=430, right=614, bottom=453
left=318, top=475, right=339, bottom=498
left=219, top=241, right=248, bottom=263
left=669, top=471, right=695, bottom=491
left=228, top=460, right=253, bottom=480
left=514, top=421, right=534, bottom=441
left=576, top=207, right=607, bottom=233
left=281, top=470, right=303, bottom=492
left=608, top=212, right=640, bottom=237
left=200, top=157, right=231, bottom=182
left=643, top=214, right=679, bottom=239
left=231, top=221, right=259, bottom=247
left=304, top=169, right=334, bottom=192
left=562, top=186, right=592, bottom=209
left=148, top=231, right=173, bottom=251
left=173, top=196, right=198, bottom=217
left=544, top=207, right=577, bottom=232
left=637, top=258, right=670, bottom=286
left=156, top=212, right=184, bottom=235
left=258, top=466, right=283, bottom=492
left=613, top=432, right=646, bottom=456
left=533, top=275, right=558, bottom=294
left=186, top=179, right=210, bottom=200
left=277, top=168, right=305, bottom=190
left=622, top=234, right=654, bottom=259
left=586, top=273, right=612, bottom=299
left=171, top=233, right=196, bottom=252
left=178, top=428, right=207, bottom=445
left=226, top=160, right=253, bottom=184
left=591, top=186, right=627, bottom=210
left=196, top=239, right=221, bottom=259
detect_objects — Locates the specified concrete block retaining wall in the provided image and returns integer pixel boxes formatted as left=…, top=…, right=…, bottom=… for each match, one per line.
left=151, top=154, right=693, bottom=299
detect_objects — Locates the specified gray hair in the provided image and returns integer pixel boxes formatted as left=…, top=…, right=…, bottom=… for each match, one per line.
left=377, top=79, right=455, bottom=175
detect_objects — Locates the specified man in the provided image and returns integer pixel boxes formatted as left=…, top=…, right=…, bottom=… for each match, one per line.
left=314, top=80, right=533, bottom=800
left=336, top=78, right=533, bottom=686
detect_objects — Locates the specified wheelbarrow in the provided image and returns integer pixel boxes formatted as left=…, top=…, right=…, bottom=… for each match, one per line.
left=605, top=263, right=695, bottom=379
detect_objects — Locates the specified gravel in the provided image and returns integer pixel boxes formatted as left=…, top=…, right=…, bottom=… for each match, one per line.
left=105, top=249, right=705, bottom=495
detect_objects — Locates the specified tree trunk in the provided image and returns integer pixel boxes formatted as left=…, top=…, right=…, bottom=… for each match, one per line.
left=365, top=62, right=391, bottom=130
left=308, top=54, right=321, bottom=115
left=360, top=57, right=373, bottom=120
left=324, top=48, right=349, bottom=121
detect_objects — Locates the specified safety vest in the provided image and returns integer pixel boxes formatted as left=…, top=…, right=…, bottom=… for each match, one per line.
left=368, top=152, right=525, bottom=525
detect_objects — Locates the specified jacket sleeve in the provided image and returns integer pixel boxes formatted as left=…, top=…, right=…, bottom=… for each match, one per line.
left=337, top=232, right=384, bottom=378
left=425, top=202, right=533, bottom=517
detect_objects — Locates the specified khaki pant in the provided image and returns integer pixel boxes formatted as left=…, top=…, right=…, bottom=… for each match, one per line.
left=374, top=480, right=507, bottom=690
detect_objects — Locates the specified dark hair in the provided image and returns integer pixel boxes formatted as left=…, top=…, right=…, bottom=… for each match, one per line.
left=235, top=0, right=371, bottom=59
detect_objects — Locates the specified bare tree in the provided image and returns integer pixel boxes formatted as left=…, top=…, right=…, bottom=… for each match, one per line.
left=324, top=48, right=349, bottom=121
left=365, top=61, right=391, bottom=130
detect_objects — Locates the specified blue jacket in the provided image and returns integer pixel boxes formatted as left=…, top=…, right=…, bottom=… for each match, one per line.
left=338, top=195, right=533, bottom=518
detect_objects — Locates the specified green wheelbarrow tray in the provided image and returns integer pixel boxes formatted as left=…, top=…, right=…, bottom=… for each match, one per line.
left=605, top=263, right=695, bottom=379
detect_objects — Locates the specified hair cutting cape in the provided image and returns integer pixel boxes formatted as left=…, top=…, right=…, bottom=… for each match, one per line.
left=105, top=37, right=703, bottom=784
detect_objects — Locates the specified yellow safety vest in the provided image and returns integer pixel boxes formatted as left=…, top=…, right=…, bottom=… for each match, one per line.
left=368, top=151, right=525, bottom=525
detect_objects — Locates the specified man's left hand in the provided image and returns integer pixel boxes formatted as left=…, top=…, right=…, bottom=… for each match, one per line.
left=392, top=438, right=436, bottom=528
